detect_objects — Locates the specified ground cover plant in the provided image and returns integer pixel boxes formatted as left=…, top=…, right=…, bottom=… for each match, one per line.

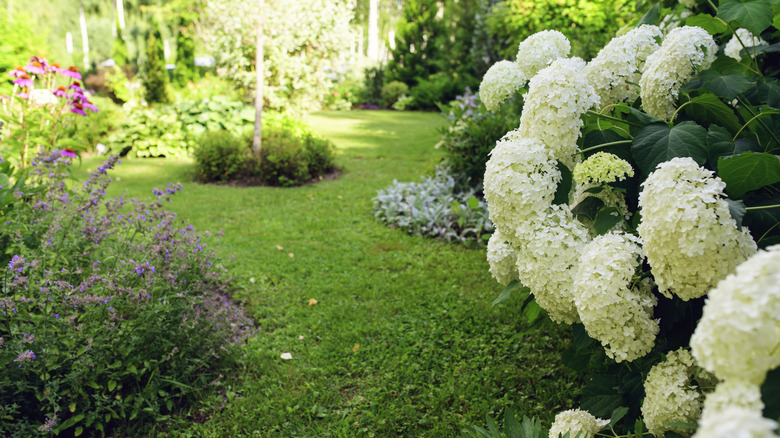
left=72, top=110, right=582, bottom=436
left=475, top=1, right=780, bottom=436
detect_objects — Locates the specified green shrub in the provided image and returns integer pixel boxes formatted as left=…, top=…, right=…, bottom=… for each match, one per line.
left=381, top=81, right=409, bottom=107
left=176, top=96, right=255, bottom=139
left=363, top=66, right=385, bottom=106
left=258, top=124, right=336, bottom=187
left=409, top=73, right=473, bottom=110
left=108, top=107, right=190, bottom=158
left=193, top=131, right=249, bottom=182
left=142, top=22, right=171, bottom=104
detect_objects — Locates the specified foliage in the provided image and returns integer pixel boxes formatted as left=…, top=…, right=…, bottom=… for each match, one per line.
left=175, top=96, right=255, bottom=138
left=381, top=80, right=409, bottom=107
left=373, top=167, right=493, bottom=243
left=0, top=153, right=253, bottom=436
left=0, top=13, right=48, bottom=95
left=487, top=0, right=634, bottom=60
left=323, top=72, right=364, bottom=111
left=173, top=18, right=197, bottom=88
left=476, top=3, right=780, bottom=436
left=202, top=0, right=354, bottom=112
left=363, top=65, right=386, bottom=106
left=437, top=88, right=522, bottom=186
left=141, top=22, right=171, bottom=104
left=103, top=67, right=137, bottom=105
left=409, top=72, right=477, bottom=110
left=0, top=56, right=98, bottom=168
left=258, top=124, right=336, bottom=187
left=192, top=130, right=249, bottom=183
left=108, top=106, right=189, bottom=158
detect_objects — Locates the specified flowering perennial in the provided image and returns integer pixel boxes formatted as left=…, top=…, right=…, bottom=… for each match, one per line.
left=548, top=409, right=609, bottom=438
left=690, top=245, right=780, bottom=384
left=486, top=229, right=518, bottom=285
left=642, top=348, right=702, bottom=437
left=584, top=25, right=662, bottom=106
left=573, top=152, right=634, bottom=185
left=639, top=26, right=717, bottom=120
left=479, top=60, right=526, bottom=112
left=515, top=30, right=571, bottom=81
left=574, top=232, right=658, bottom=362
left=725, top=28, right=768, bottom=60
left=637, top=157, right=757, bottom=300
left=518, top=58, right=599, bottom=168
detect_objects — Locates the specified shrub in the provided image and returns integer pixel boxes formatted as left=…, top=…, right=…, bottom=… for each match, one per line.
left=381, top=81, right=409, bottom=107
left=363, top=66, right=385, bottom=106
left=373, top=167, right=493, bottom=243
left=0, top=153, right=253, bottom=436
left=409, top=73, right=475, bottom=110
left=258, top=125, right=335, bottom=187
left=142, top=22, right=171, bottom=104
left=437, top=88, right=522, bottom=188
left=193, top=131, right=249, bottom=182
left=176, top=96, right=255, bottom=138
left=108, top=106, right=190, bottom=158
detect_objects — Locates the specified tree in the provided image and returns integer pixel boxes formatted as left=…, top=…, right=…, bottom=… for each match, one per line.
left=173, top=17, right=196, bottom=87
left=142, top=21, right=171, bottom=104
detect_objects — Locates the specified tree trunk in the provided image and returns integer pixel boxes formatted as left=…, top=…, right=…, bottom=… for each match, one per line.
left=368, top=0, right=379, bottom=61
left=252, top=0, right=264, bottom=158
left=116, top=0, right=126, bottom=33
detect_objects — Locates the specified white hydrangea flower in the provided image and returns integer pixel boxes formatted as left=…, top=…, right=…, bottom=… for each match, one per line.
left=640, top=26, right=718, bottom=120
left=480, top=60, right=527, bottom=112
left=519, top=58, right=599, bottom=168
left=548, top=409, right=609, bottom=438
left=516, top=30, right=571, bottom=81
left=574, top=232, right=659, bottom=362
left=642, top=349, right=702, bottom=437
left=514, top=206, right=590, bottom=324
left=483, top=132, right=560, bottom=234
left=693, top=406, right=777, bottom=438
left=487, top=229, right=518, bottom=285
left=584, top=25, right=662, bottom=106
left=637, top=157, right=757, bottom=301
left=679, top=0, right=697, bottom=9
left=725, top=28, right=768, bottom=60
left=573, top=152, right=635, bottom=185
left=702, top=380, right=765, bottom=414
left=690, top=245, right=780, bottom=384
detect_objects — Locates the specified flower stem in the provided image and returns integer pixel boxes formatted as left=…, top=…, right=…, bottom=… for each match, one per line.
left=580, top=140, right=633, bottom=154
left=745, top=204, right=780, bottom=211
left=586, top=110, right=643, bottom=128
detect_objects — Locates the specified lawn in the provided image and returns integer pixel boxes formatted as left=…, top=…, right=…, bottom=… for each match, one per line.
left=75, top=110, right=580, bottom=437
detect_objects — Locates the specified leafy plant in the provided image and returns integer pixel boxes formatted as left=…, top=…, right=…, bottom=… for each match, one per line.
left=193, top=130, right=249, bottom=182
left=175, top=96, right=255, bottom=138
left=373, top=167, right=493, bottom=243
left=258, top=125, right=336, bottom=187
left=382, top=80, right=409, bottom=107
left=108, top=106, right=190, bottom=158
left=141, top=22, right=171, bottom=104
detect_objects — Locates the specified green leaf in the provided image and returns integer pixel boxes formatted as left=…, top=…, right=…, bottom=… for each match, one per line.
left=594, top=207, right=622, bottom=234
left=504, top=407, right=522, bottom=438
left=632, top=122, right=708, bottom=175
left=467, top=197, right=480, bottom=210
left=718, top=152, right=780, bottom=197
left=486, top=415, right=501, bottom=437
left=637, top=3, right=660, bottom=26
left=108, top=380, right=117, bottom=392
left=75, top=426, right=84, bottom=436
left=707, top=125, right=737, bottom=168
left=524, top=301, right=542, bottom=323
left=553, top=162, right=573, bottom=205
left=725, top=198, right=747, bottom=228
left=718, top=0, right=773, bottom=35
left=628, top=107, right=662, bottom=126
left=683, top=94, right=741, bottom=134
left=686, top=13, right=729, bottom=34
left=492, top=280, right=520, bottom=307
left=610, top=407, right=629, bottom=427
left=759, top=80, right=780, bottom=108
left=699, top=70, right=753, bottom=101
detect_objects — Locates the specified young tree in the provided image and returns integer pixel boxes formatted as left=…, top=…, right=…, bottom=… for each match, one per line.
left=142, top=21, right=171, bottom=104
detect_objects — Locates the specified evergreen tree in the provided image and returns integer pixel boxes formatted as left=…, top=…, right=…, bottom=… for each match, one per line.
left=173, top=18, right=195, bottom=87
left=111, top=16, right=129, bottom=67
left=142, top=21, right=170, bottom=104
left=385, top=0, right=443, bottom=86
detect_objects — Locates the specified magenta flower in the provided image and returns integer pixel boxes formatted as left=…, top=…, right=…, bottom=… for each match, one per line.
left=59, top=149, right=78, bottom=159
left=83, top=100, right=99, bottom=113
left=61, top=66, right=82, bottom=79
left=70, top=102, right=86, bottom=116
left=24, top=61, right=45, bottom=76
left=12, top=74, right=33, bottom=88
left=68, top=81, right=84, bottom=94
left=53, top=86, right=67, bottom=98
left=7, top=66, right=26, bottom=78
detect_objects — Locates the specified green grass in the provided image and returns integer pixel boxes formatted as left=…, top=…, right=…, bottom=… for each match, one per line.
left=75, top=110, right=581, bottom=437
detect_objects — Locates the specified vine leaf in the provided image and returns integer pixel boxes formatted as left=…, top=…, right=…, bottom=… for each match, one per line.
left=699, top=70, right=753, bottom=101
left=717, top=0, right=773, bottom=35
left=706, top=125, right=736, bottom=169
left=683, top=94, right=741, bottom=134
left=632, top=122, right=708, bottom=175
left=718, top=151, right=780, bottom=197
left=686, top=13, right=728, bottom=34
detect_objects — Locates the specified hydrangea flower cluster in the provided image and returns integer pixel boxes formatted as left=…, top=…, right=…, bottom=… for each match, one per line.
left=573, top=152, right=634, bottom=185
left=641, top=348, right=702, bottom=437
left=584, top=25, right=662, bottom=106
left=574, top=232, right=658, bottom=362
left=637, top=157, right=757, bottom=300
left=479, top=61, right=526, bottom=112
left=725, top=28, right=768, bottom=60
left=639, top=26, right=717, bottom=120
left=693, top=407, right=777, bottom=438
left=516, top=30, right=571, bottom=80
left=548, top=409, right=609, bottom=438
left=690, top=245, right=780, bottom=384
left=486, top=229, right=518, bottom=285
left=483, top=133, right=560, bottom=235
left=518, top=58, right=599, bottom=168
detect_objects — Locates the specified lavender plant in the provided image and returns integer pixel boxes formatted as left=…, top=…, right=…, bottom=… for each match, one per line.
left=373, top=167, right=493, bottom=244
left=0, top=152, right=253, bottom=436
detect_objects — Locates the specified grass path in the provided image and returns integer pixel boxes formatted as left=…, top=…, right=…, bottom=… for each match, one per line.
left=78, top=110, right=579, bottom=437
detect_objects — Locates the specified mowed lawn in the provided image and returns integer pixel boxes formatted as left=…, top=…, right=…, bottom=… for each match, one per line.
left=75, top=110, right=580, bottom=437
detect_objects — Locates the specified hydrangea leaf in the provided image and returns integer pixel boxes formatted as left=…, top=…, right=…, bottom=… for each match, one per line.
left=706, top=124, right=736, bottom=168
left=631, top=122, right=708, bottom=175
left=553, top=162, right=573, bottom=205
left=686, top=13, right=729, bottom=34
left=718, top=151, right=780, bottom=197
left=717, top=0, right=773, bottom=36
left=683, top=94, right=741, bottom=134
left=699, top=70, right=753, bottom=100
left=637, top=3, right=660, bottom=26
left=725, top=198, right=747, bottom=228
left=759, top=80, right=780, bottom=108
left=594, top=207, right=622, bottom=235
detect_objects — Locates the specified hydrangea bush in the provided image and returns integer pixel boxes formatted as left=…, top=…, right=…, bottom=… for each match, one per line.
left=471, top=1, right=780, bottom=436
left=0, top=153, right=253, bottom=436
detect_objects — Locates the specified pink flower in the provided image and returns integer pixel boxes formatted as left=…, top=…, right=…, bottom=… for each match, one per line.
left=59, top=148, right=78, bottom=158
left=53, top=86, right=67, bottom=98
left=70, top=102, right=86, bottom=115
left=61, top=66, right=82, bottom=79
left=83, top=100, right=99, bottom=113
left=7, top=66, right=26, bottom=78
left=68, top=81, right=84, bottom=94
left=13, top=74, right=34, bottom=88
left=24, top=61, right=45, bottom=76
